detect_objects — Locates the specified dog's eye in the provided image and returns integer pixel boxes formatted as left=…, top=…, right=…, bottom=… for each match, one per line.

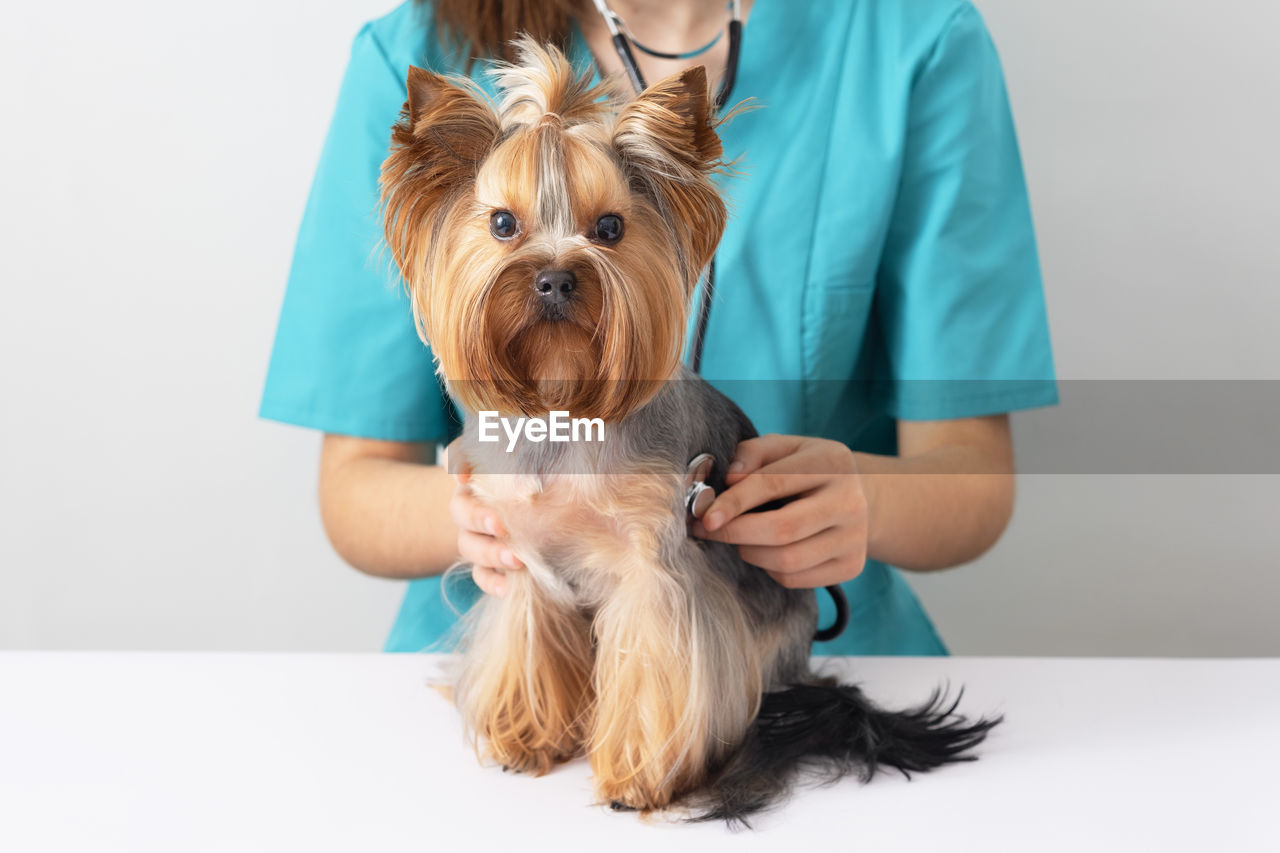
left=490, top=210, right=519, bottom=241
left=592, top=214, right=624, bottom=245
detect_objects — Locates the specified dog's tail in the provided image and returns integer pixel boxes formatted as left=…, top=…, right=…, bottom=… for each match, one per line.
left=689, top=681, right=1001, bottom=827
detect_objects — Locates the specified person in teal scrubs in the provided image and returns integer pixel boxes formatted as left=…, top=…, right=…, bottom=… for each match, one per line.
left=260, top=0, right=1056, bottom=655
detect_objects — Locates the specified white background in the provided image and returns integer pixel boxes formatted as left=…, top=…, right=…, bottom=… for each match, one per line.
left=1, top=0, right=1277, bottom=654
left=5, top=654, right=1276, bottom=850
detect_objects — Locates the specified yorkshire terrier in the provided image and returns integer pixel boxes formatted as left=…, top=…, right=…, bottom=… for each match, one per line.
left=379, top=39, right=998, bottom=824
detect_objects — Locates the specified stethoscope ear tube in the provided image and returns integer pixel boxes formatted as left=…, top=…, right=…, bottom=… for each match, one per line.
left=715, top=19, right=742, bottom=111
left=611, top=32, right=648, bottom=93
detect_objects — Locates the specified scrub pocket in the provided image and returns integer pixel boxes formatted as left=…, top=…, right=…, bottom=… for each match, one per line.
left=799, top=275, right=879, bottom=437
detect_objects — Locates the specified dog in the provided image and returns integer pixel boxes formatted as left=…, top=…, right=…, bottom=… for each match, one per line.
left=379, top=38, right=998, bottom=824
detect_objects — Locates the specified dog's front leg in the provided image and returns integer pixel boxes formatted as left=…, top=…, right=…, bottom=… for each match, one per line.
left=589, top=544, right=763, bottom=812
left=454, top=573, right=595, bottom=775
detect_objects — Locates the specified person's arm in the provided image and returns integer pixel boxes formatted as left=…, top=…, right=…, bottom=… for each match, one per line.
left=858, top=415, right=1014, bottom=572
left=318, top=436, right=457, bottom=579
left=319, top=435, right=526, bottom=585
left=691, top=415, right=1014, bottom=588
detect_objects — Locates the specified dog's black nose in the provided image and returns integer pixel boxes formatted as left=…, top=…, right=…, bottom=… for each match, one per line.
left=534, top=269, right=576, bottom=305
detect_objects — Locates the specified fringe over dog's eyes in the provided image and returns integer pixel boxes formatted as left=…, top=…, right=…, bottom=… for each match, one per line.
left=490, top=210, right=519, bottom=241
left=592, top=214, right=624, bottom=245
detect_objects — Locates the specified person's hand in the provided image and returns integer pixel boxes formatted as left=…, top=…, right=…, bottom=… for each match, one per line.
left=447, top=448, right=524, bottom=597
left=691, top=434, right=868, bottom=589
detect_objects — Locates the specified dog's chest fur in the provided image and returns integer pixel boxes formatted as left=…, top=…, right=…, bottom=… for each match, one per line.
left=457, top=369, right=747, bottom=607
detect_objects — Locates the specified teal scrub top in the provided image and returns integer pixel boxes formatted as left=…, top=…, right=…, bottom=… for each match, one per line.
left=260, top=0, right=1058, bottom=656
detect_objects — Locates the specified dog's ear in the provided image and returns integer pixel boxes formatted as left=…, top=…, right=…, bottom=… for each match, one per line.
left=381, top=68, right=501, bottom=277
left=613, top=66, right=722, bottom=176
left=612, top=66, right=727, bottom=275
left=402, top=66, right=501, bottom=164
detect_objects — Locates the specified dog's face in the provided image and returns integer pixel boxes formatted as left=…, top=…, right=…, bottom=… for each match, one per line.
left=381, top=40, right=726, bottom=420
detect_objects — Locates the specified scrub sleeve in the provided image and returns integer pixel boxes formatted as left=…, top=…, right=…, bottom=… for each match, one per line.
left=259, top=21, right=473, bottom=651
left=260, top=23, right=455, bottom=443
left=873, top=4, right=1056, bottom=421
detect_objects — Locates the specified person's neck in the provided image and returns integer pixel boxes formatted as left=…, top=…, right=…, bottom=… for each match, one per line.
left=601, top=0, right=736, bottom=48
left=576, top=0, right=752, bottom=95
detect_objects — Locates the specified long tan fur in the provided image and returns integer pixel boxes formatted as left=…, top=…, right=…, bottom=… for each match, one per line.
left=588, top=495, right=763, bottom=809
left=453, top=570, right=595, bottom=774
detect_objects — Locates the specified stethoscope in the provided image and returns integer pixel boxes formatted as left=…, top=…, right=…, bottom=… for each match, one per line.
left=591, top=0, right=849, bottom=643
left=591, top=0, right=742, bottom=374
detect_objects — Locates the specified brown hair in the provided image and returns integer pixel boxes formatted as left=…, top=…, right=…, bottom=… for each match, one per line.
left=428, top=0, right=582, bottom=64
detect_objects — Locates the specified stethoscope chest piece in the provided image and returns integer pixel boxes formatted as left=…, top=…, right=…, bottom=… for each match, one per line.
left=684, top=453, right=717, bottom=521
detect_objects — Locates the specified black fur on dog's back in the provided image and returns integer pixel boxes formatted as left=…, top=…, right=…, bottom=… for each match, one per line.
left=691, top=682, right=1002, bottom=827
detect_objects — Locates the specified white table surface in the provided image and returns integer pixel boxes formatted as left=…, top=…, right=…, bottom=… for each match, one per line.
left=1, top=653, right=1276, bottom=852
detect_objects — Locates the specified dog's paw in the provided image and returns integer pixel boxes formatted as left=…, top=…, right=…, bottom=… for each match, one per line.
left=487, top=741, right=578, bottom=776
left=595, top=776, right=680, bottom=814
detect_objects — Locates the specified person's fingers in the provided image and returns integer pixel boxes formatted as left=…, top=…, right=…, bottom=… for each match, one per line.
left=472, top=562, right=508, bottom=597
left=692, top=496, right=830, bottom=546
left=701, top=467, right=825, bottom=533
left=737, top=526, right=849, bottom=577
left=763, top=555, right=865, bottom=590
left=724, top=434, right=806, bottom=484
left=449, top=487, right=505, bottom=538
left=458, top=530, right=523, bottom=572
